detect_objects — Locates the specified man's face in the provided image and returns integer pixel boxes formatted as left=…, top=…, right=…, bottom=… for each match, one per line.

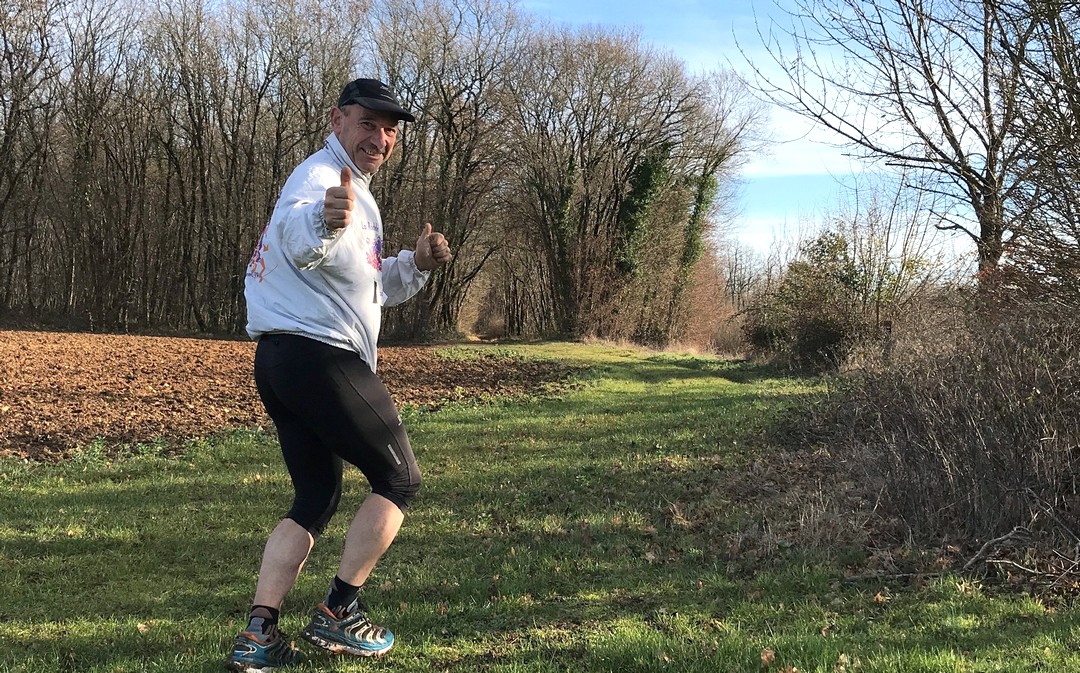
left=331, top=105, right=399, bottom=174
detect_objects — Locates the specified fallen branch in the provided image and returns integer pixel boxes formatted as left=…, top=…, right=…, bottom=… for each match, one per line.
left=985, top=558, right=1041, bottom=575
left=963, top=525, right=1033, bottom=572
left=842, top=571, right=943, bottom=583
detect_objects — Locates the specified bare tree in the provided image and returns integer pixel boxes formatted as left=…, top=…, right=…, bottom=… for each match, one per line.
left=996, top=0, right=1080, bottom=302
left=504, top=25, right=703, bottom=336
left=46, top=0, right=148, bottom=327
left=144, top=0, right=360, bottom=331
left=834, top=171, right=968, bottom=327
left=366, top=0, right=517, bottom=338
left=657, top=71, right=766, bottom=342
left=0, top=0, right=64, bottom=315
left=498, top=24, right=764, bottom=342
left=744, top=0, right=1028, bottom=276
left=718, top=242, right=764, bottom=312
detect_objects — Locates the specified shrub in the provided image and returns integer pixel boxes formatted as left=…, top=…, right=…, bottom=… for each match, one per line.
left=801, top=295, right=1080, bottom=546
left=743, top=232, right=871, bottom=371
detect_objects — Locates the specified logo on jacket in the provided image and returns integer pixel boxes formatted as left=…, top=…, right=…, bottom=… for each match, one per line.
left=367, top=236, right=383, bottom=271
left=247, top=221, right=271, bottom=282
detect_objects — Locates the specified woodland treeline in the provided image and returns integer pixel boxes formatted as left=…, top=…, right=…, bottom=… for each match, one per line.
left=0, top=0, right=762, bottom=341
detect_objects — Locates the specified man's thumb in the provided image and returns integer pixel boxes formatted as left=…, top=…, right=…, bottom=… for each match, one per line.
left=340, top=166, right=352, bottom=188
left=419, top=222, right=432, bottom=240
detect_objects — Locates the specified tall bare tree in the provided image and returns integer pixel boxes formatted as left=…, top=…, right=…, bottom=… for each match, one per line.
left=657, top=71, right=765, bottom=342
left=500, top=24, right=762, bottom=341
left=996, top=0, right=1080, bottom=301
left=745, top=0, right=1027, bottom=276
left=0, top=0, right=64, bottom=314
left=504, top=26, right=700, bottom=336
left=47, top=0, right=148, bottom=327
left=366, top=0, right=517, bottom=338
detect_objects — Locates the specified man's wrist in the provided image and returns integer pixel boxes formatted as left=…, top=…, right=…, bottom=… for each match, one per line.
left=411, top=249, right=434, bottom=273
left=314, top=200, right=341, bottom=237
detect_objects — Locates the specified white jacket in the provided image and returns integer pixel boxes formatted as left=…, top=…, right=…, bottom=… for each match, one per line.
left=244, top=133, right=429, bottom=371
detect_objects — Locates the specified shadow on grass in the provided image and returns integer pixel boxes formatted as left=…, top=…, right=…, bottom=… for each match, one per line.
left=643, top=354, right=792, bottom=383
left=551, top=353, right=812, bottom=397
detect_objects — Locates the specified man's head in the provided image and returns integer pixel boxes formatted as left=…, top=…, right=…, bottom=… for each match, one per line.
left=331, top=78, right=414, bottom=174
left=337, top=78, right=415, bottom=123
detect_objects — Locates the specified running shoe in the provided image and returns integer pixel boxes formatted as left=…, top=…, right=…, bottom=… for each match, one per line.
left=300, top=598, right=394, bottom=657
left=225, top=630, right=305, bottom=672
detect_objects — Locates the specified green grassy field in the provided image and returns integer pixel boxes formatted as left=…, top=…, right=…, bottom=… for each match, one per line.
left=1, top=342, right=1078, bottom=672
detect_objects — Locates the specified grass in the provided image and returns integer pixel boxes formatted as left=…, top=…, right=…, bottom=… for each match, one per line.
left=2, top=341, right=1079, bottom=672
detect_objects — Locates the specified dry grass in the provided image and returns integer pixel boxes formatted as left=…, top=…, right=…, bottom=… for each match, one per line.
left=778, top=296, right=1080, bottom=589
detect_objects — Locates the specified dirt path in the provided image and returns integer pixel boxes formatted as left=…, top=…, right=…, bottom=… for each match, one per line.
left=0, top=330, right=573, bottom=461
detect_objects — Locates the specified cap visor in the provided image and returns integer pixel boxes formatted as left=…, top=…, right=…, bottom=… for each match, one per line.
left=345, top=96, right=416, bottom=123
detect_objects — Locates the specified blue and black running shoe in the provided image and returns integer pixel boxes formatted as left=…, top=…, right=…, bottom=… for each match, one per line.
left=300, top=598, right=394, bottom=657
left=225, top=630, right=305, bottom=672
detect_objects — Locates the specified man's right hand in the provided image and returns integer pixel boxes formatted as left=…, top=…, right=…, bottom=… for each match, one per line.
left=323, top=166, right=354, bottom=230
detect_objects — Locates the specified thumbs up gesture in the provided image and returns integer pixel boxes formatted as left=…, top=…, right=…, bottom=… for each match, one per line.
left=322, top=166, right=354, bottom=230
left=414, top=222, right=453, bottom=271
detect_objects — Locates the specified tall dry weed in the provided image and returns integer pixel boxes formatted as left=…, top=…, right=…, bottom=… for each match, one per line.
left=791, top=295, right=1080, bottom=549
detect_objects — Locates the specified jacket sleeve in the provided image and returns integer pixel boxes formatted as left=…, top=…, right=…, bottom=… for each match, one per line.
left=381, top=249, right=431, bottom=307
left=277, top=169, right=345, bottom=270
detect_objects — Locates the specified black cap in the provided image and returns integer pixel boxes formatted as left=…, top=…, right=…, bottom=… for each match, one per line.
left=337, top=78, right=415, bottom=123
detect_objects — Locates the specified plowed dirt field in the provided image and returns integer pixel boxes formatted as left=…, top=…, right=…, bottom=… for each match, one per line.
left=0, top=330, right=573, bottom=461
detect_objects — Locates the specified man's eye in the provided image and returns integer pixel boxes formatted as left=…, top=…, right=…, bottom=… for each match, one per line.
left=360, top=120, right=375, bottom=130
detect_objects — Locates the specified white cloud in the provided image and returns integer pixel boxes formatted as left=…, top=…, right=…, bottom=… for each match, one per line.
left=734, top=207, right=829, bottom=257
left=743, top=110, right=861, bottom=179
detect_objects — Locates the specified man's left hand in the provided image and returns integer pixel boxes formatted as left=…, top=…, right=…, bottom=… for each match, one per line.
left=415, top=223, right=453, bottom=271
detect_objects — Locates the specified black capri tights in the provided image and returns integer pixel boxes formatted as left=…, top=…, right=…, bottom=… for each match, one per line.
left=254, top=334, right=421, bottom=536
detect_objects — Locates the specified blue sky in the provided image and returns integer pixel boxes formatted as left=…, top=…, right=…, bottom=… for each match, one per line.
left=518, top=0, right=858, bottom=253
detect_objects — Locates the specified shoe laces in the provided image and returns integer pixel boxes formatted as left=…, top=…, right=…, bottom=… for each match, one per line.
left=336, top=599, right=388, bottom=640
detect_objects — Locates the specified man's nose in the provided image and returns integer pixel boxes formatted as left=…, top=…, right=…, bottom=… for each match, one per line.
left=373, top=128, right=391, bottom=148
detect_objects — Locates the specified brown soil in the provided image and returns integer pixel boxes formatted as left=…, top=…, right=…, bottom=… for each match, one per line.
left=0, top=330, right=575, bottom=461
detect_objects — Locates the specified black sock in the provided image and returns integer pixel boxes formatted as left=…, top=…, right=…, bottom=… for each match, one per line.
left=325, top=576, right=361, bottom=615
left=246, top=605, right=280, bottom=638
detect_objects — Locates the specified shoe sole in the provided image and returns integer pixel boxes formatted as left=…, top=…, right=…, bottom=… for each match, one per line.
left=224, top=660, right=281, bottom=673
left=300, top=629, right=392, bottom=657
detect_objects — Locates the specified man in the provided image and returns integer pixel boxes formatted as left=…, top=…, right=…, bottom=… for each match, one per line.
left=228, top=78, right=452, bottom=672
